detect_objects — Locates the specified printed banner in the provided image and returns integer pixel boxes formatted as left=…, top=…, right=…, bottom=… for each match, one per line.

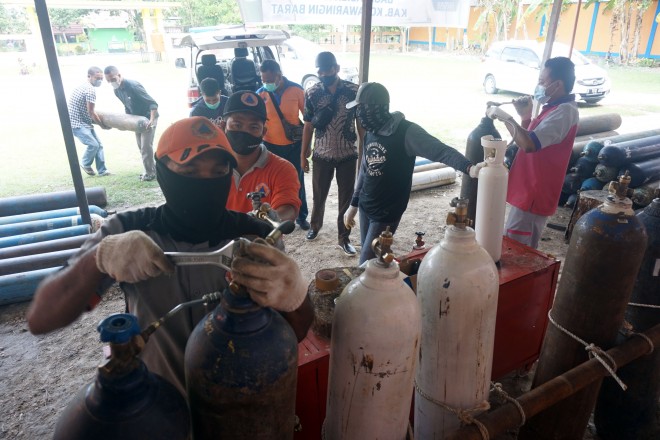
left=238, top=0, right=472, bottom=27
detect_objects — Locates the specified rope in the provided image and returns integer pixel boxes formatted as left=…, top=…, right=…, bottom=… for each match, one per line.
left=415, top=381, right=491, bottom=440
left=547, top=310, right=627, bottom=390
left=620, top=320, right=655, bottom=355
left=490, top=382, right=526, bottom=427
left=628, top=302, right=660, bottom=309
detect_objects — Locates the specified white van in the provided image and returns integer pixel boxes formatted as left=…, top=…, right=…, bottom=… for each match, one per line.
left=481, top=40, right=611, bottom=104
left=176, top=28, right=289, bottom=106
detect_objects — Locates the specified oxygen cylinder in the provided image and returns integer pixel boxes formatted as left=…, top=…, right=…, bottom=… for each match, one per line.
left=617, top=157, right=660, bottom=188
left=519, top=174, right=648, bottom=440
left=324, top=229, right=421, bottom=440
left=562, top=172, right=583, bottom=194
left=594, top=163, right=619, bottom=183
left=185, top=288, right=298, bottom=439
left=565, top=193, right=578, bottom=208
left=504, top=143, right=519, bottom=169
left=475, top=135, right=508, bottom=263
left=632, top=183, right=660, bottom=207
left=570, top=156, right=597, bottom=179
left=594, top=197, right=660, bottom=440
left=581, top=140, right=605, bottom=163
left=580, top=177, right=603, bottom=191
left=598, top=135, right=660, bottom=167
left=460, top=117, right=501, bottom=223
left=53, top=314, right=190, bottom=440
left=415, top=199, right=499, bottom=438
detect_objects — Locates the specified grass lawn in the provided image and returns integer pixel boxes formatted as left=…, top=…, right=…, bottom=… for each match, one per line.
left=0, top=50, right=658, bottom=210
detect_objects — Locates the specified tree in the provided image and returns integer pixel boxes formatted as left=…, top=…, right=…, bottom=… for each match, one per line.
left=48, top=9, right=89, bottom=30
left=171, top=0, right=242, bottom=29
left=0, top=5, right=30, bottom=34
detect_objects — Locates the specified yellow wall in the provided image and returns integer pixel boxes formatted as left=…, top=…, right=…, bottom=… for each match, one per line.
left=409, top=1, right=659, bottom=58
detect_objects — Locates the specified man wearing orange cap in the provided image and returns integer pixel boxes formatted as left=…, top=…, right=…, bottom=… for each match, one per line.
left=27, top=117, right=313, bottom=395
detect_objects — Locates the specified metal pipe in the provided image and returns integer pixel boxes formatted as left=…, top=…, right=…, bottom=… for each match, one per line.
left=0, top=225, right=90, bottom=249
left=445, top=323, right=660, bottom=440
left=33, top=0, right=91, bottom=226
left=0, top=234, right=90, bottom=260
left=569, top=0, right=583, bottom=56
left=358, top=0, right=373, bottom=84
left=0, top=215, right=88, bottom=238
left=0, top=206, right=107, bottom=226
left=0, top=249, right=77, bottom=276
left=0, top=187, right=107, bottom=217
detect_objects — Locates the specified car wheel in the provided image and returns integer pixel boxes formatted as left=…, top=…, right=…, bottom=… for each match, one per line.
left=303, top=76, right=320, bottom=90
left=484, top=74, right=498, bottom=94
left=583, top=97, right=603, bottom=104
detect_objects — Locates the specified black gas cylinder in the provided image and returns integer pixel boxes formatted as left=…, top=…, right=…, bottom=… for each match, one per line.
left=53, top=314, right=190, bottom=440
left=460, top=117, right=501, bottom=224
left=185, top=288, right=298, bottom=439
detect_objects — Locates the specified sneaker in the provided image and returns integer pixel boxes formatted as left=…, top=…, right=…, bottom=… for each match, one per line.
left=140, top=174, right=156, bottom=182
left=338, top=241, right=357, bottom=256
left=97, top=170, right=112, bottom=177
left=81, top=165, right=95, bottom=176
left=297, top=219, right=311, bottom=231
left=306, top=229, right=318, bottom=241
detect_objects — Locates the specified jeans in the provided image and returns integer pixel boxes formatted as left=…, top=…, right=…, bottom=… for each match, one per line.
left=311, top=158, right=356, bottom=244
left=73, top=126, right=107, bottom=174
left=358, top=209, right=401, bottom=264
left=264, top=140, right=308, bottom=222
left=135, top=122, right=157, bottom=176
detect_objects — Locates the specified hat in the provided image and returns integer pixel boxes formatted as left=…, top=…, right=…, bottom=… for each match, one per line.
left=315, top=51, right=338, bottom=69
left=156, top=117, right=237, bottom=165
left=223, top=91, right=267, bottom=121
left=346, top=82, right=390, bottom=109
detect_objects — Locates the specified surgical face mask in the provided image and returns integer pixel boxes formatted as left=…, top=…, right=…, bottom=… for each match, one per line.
left=92, top=79, right=102, bottom=87
left=110, top=80, right=121, bottom=90
left=319, top=74, right=337, bottom=87
left=204, top=99, right=221, bottom=110
left=263, top=82, right=277, bottom=92
left=534, top=84, right=550, bottom=104
left=226, top=130, right=262, bottom=156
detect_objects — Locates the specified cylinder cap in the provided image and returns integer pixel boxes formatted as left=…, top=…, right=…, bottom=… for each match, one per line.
left=97, top=313, right=141, bottom=344
left=315, top=269, right=340, bottom=291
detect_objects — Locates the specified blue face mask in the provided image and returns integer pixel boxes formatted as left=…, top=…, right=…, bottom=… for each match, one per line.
left=205, top=100, right=221, bottom=110
left=92, top=79, right=102, bottom=87
left=263, top=82, right=277, bottom=92
left=534, top=84, right=550, bottom=104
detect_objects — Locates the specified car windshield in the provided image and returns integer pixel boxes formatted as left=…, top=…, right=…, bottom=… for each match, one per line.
left=548, top=44, right=590, bottom=66
left=285, top=37, right=322, bottom=60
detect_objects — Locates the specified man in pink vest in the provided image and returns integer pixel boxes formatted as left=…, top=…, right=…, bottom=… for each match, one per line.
left=488, top=57, right=579, bottom=248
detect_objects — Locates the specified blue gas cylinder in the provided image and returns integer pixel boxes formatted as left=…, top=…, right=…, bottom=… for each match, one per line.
left=53, top=314, right=190, bottom=440
left=185, top=288, right=298, bottom=439
left=581, top=141, right=605, bottom=163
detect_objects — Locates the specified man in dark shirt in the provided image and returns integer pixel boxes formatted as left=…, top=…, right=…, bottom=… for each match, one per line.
left=301, top=52, right=363, bottom=256
left=344, top=83, right=480, bottom=263
left=104, top=65, right=159, bottom=181
left=189, top=78, right=228, bottom=126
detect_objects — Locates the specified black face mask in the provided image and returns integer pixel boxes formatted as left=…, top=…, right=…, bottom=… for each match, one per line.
left=150, top=160, right=232, bottom=245
left=320, top=75, right=337, bottom=87
left=226, top=130, right=262, bottom=156
left=356, top=104, right=391, bottom=132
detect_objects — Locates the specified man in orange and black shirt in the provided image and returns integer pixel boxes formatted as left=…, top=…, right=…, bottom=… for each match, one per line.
left=222, top=90, right=301, bottom=222
left=256, top=60, right=309, bottom=230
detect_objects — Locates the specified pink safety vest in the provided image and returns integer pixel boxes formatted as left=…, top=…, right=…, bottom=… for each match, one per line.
left=507, top=104, right=578, bottom=216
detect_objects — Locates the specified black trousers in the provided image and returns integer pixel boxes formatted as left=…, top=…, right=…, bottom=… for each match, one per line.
left=310, top=158, right=356, bottom=243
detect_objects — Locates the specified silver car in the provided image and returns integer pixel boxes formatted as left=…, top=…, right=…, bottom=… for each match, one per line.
left=482, top=40, right=611, bottom=104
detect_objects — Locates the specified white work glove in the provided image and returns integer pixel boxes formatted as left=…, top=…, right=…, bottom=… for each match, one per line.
left=344, top=206, right=358, bottom=229
left=469, top=161, right=487, bottom=178
left=230, top=241, right=308, bottom=312
left=96, top=230, right=174, bottom=283
left=486, top=106, right=514, bottom=122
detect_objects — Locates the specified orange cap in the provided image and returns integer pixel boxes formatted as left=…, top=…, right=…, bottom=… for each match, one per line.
left=156, top=117, right=236, bottom=165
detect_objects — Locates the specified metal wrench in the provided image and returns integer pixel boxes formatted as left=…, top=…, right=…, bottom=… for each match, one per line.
left=165, top=238, right=247, bottom=271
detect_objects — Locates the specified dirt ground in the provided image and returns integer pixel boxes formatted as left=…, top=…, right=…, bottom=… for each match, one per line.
left=0, top=168, right=584, bottom=440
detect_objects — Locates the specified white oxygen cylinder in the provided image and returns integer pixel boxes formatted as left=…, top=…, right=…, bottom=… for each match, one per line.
left=415, top=199, right=499, bottom=438
left=475, top=135, right=509, bottom=263
left=324, top=229, right=421, bottom=440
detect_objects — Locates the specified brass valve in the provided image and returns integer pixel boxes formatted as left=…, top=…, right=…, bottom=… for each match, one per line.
left=414, top=232, right=426, bottom=250
left=447, top=197, right=472, bottom=229
left=608, top=171, right=633, bottom=200
left=372, top=226, right=395, bottom=265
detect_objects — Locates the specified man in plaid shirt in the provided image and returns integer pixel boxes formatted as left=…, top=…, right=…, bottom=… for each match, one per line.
left=68, top=66, right=111, bottom=176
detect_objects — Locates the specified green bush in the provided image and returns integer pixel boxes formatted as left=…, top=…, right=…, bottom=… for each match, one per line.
left=74, top=45, right=86, bottom=55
